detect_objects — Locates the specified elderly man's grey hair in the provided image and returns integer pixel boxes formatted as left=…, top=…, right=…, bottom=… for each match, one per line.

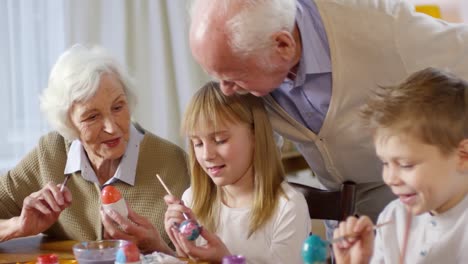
left=190, top=0, right=296, bottom=65
left=40, top=44, right=137, bottom=140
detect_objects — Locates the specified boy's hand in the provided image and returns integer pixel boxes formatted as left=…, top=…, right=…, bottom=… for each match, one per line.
left=332, top=216, right=374, bottom=264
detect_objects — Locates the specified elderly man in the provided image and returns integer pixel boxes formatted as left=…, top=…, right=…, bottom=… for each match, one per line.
left=189, top=0, right=468, bottom=227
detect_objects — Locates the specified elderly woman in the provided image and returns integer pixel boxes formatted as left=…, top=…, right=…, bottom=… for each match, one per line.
left=0, top=45, right=190, bottom=254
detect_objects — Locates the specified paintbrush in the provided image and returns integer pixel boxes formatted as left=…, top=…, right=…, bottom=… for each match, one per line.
left=156, top=174, right=190, bottom=220
left=59, top=174, right=71, bottom=192
left=329, top=220, right=393, bottom=244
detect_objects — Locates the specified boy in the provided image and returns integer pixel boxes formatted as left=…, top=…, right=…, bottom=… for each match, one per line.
left=333, top=67, right=468, bottom=263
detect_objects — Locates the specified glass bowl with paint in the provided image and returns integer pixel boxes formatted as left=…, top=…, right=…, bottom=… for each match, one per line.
left=72, top=240, right=129, bottom=264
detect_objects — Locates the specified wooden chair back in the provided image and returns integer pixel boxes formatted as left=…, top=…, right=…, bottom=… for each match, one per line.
left=289, top=181, right=356, bottom=221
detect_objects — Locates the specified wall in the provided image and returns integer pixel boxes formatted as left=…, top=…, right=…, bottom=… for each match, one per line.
left=409, top=0, right=467, bottom=22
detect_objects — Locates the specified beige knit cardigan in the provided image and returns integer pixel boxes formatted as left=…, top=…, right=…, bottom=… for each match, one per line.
left=0, top=129, right=190, bottom=245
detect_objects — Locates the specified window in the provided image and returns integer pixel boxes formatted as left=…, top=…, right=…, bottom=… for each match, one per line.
left=409, top=0, right=468, bottom=22
left=0, top=0, right=66, bottom=172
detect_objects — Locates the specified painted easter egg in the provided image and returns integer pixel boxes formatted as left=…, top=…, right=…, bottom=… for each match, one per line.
left=101, top=185, right=122, bottom=204
left=115, top=242, right=141, bottom=264
left=302, top=234, right=327, bottom=264
left=179, top=219, right=201, bottom=241
left=101, top=185, right=128, bottom=218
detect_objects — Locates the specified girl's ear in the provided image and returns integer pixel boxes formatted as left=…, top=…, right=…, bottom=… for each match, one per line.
left=457, top=139, right=468, bottom=172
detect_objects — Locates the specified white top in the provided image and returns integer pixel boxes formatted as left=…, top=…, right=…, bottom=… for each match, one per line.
left=371, top=195, right=468, bottom=263
left=182, top=182, right=311, bottom=264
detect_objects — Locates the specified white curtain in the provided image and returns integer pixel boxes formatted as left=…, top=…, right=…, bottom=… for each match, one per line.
left=464, top=1, right=468, bottom=23
left=0, top=0, right=66, bottom=172
left=1, top=0, right=208, bottom=172
left=63, top=0, right=208, bottom=146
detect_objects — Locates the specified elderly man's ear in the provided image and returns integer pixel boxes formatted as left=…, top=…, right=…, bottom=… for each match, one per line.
left=457, top=139, right=468, bottom=172
left=271, top=30, right=297, bottom=63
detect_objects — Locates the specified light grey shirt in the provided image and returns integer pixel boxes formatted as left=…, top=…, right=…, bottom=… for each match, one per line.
left=271, top=0, right=332, bottom=133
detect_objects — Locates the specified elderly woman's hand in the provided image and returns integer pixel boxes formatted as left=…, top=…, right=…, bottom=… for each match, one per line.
left=101, top=205, right=173, bottom=255
left=17, top=182, right=72, bottom=237
left=163, top=194, right=196, bottom=258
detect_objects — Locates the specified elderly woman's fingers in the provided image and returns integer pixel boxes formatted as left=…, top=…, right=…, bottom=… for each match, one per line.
left=19, top=190, right=64, bottom=237
left=101, top=207, right=143, bottom=238
left=47, top=182, right=66, bottom=206
left=33, top=184, right=61, bottom=212
left=127, top=205, right=151, bottom=227
left=23, top=187, right=59, bottom=215
left=28, top=182, right=71, bottom=214
left=23, top=195, right=52, bottom=215
left=59, top=185, right=73, bottom=204
left=100, top=208, right=132, bottom=239
left=102, top=206, right=168, bottom=254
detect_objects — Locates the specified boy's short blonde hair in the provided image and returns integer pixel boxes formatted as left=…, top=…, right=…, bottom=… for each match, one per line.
left=361, top=67, right=467, bottom=156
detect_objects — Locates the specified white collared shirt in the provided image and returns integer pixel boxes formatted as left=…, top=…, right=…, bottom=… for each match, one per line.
left=64, top=124, right=144, bottom=186
left=372, top=195, right=468, bottom=263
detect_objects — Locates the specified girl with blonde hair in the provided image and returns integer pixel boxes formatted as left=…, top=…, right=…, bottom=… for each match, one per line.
left=164, top=81, right=310, bottom=263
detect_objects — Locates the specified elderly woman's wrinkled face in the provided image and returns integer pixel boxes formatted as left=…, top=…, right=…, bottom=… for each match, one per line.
left=70, top=74, right=131, bottom=162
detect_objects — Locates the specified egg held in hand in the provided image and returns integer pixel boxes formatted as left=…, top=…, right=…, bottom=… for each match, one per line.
left=178, top=219, right=201, bottom=241
left=302, top=234, right=327, bottom=264
left=101, top=185, right=129, bottom=218
left=115, top=242, right=141, bottom=264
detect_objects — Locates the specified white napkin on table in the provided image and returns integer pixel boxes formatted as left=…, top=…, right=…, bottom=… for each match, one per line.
left=141, top=252, right=187, bottom=264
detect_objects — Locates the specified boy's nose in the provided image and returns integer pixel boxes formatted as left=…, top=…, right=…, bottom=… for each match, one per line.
left=383, top=167, right=402, bottom=186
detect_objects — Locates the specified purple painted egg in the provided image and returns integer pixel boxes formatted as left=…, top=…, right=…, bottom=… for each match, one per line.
left=179, top=219, right=201, bottom=241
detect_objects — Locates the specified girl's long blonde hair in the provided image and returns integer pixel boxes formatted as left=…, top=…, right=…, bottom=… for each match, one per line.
left=182, top=81, right=285, bottom=237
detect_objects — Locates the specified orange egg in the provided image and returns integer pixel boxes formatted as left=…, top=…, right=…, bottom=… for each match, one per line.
left=101, top=185, right=122, bottom=204
left=116, top=242, right=140, bottom=262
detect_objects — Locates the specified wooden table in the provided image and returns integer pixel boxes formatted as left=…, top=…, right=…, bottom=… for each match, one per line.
left=0, top=235, right=206, bottom=264
left=0, top=235, right=75, bottom=263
